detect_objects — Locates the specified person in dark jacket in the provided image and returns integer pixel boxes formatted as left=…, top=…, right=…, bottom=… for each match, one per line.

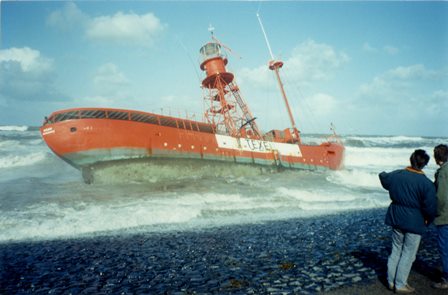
left=379, top=149, right=437, bottom=293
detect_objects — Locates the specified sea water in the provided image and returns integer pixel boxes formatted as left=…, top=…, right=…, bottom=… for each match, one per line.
left=0, top=125, right=446, bottom=242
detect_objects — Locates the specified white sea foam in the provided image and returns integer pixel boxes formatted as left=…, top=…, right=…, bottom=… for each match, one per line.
left=0, top=125, right=28, bottom=132
left=278, top=187, right=357, bottom=202
left=345, top=146, right=413, bottom=169
left=0, top=140, right=20, bottom=149
left=276, top=187, right=389, bottom=211
left=0, top=198, right=202, bottom=242
left=29, top=139, right=43, bottom=145
left=0, top=186, right=390, bottom=242
left=0, top=190, right=288, bottom=242
left=344, top=146, right=439, bottom=179
left=346, top=135, right=426, bottom=145
left=327, top=170, right=381, bottom=189
left=0, top=152, right=47, bottom=169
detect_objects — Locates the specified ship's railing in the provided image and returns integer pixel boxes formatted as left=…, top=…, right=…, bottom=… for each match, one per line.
left=43, top=108, right=215, bottom=134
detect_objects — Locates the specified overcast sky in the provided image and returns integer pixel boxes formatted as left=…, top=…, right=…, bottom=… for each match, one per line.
left=1, top=1, right=447, bottom=137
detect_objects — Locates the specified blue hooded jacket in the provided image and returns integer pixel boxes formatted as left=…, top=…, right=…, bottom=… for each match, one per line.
left=379, top=167, right=437, bottom=235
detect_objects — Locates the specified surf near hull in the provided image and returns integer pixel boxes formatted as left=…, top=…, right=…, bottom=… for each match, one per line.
left=40, top=108, right=344, bottom=182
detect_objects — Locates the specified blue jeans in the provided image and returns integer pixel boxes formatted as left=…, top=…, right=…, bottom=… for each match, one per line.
left=437, top=225, right=448, bottom=281
left=387, top=228, right=421, bottom=289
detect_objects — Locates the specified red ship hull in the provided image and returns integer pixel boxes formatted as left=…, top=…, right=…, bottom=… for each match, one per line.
left=40, top=107, right=344, bottom=182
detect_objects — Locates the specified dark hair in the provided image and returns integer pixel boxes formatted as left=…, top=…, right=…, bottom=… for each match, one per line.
left=434, top=144, right=448, bottom=164
left=410, top=149, right=430, bottom=170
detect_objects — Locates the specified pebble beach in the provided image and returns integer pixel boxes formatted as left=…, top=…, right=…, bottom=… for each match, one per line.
left=1, top=208, right=444, bottom=294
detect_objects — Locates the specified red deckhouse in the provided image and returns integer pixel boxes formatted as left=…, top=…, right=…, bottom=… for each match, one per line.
left=40, top=28, right=344, bottom=183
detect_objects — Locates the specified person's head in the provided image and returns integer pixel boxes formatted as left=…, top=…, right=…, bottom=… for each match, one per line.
left=410, top=149, right=430, bottom=170
left=434, top=144, right=448, bottom=166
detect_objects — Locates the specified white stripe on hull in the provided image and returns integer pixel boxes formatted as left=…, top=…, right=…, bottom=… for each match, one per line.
left=215, top=134, right=302, bottom=157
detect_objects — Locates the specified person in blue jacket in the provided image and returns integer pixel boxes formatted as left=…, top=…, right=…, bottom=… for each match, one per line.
left=379, top=149, right=437, bottom=293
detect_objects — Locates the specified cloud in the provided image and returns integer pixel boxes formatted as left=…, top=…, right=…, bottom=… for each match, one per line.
left=86, top=12, right=164, bottom=46
left=93, top=63, right=130, bottom=97
left=387, top=64, right=437, bottom=80
left=234, top=40, right=348, bottom=132
left=383, top=45, right=399, bottom=55
left=238, top=64, right=272, bottom=87
left=46, top=2, right=88, bottom=31
left=0, top=47, right=64, bottom=102
left=0, top=47, right=52, bottom=72
left=360, top=64, right=442, bottom=96
left=433, top=89, right=448, bottom=99
left=363, top=42, right=377, bottom=53
left=71, top=95, right=118, bottom=108
left=426, top=90, right=448, bottom=117
left=358, top=64, right=448, bottom=122
left=47, top=3, right=165, bottom=47
left=363, top=42, right=400, bottom=55
left=94, top=63, right=129, bottom=86
left=36, top=63, right=133, bottom=112
left=238, top=39, right=349, bottom=89
left=304, top=93, right=337, bottom=116
left=289, top=39, right=349, bottom=80
left=356, top=64, right=447, bottom=134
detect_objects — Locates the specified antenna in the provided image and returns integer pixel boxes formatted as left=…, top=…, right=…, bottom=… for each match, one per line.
left=256, top=13, right=275, bottom=60
left=175, top=35, right=202, bottom=84
left=256, top=12, right=301, bottom=143
left=208, top=24, right=215, bottom=36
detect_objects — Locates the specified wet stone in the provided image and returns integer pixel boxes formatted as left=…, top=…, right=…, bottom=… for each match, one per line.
left=0, top=209, right=440, bottom=294
left=352, top=276, right=362, bottom=283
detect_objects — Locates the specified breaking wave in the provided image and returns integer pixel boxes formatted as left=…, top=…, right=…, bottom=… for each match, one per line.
left=345, top=146, right=412, bottom=169
left=344, top=135, right=442, bottom=148
left=326, top=169, right=380, bottom=189
left=276, top=187, right=389, bottom=211
left=0, top=125, right=29, bottom=132
left=0, top=198, right=202, bottom=241
left=0, top=152, right=47, bottom=169
left=0, top=186, right=390, bottom=242
left=302, top=134, right=445, bottom=149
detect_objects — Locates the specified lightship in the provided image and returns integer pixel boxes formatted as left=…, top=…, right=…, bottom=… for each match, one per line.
left=40, top=21, right=344, bottom=183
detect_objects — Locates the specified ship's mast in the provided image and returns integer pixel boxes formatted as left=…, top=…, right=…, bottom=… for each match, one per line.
left=199, top=28, right=261, bottom=138
left=256, top=13, right=301, bottom=143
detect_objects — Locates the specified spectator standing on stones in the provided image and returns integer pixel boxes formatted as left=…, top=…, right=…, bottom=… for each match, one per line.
left=379, top=149, right=437, bottom=293
left=432, top=144, right=448, bottom=290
